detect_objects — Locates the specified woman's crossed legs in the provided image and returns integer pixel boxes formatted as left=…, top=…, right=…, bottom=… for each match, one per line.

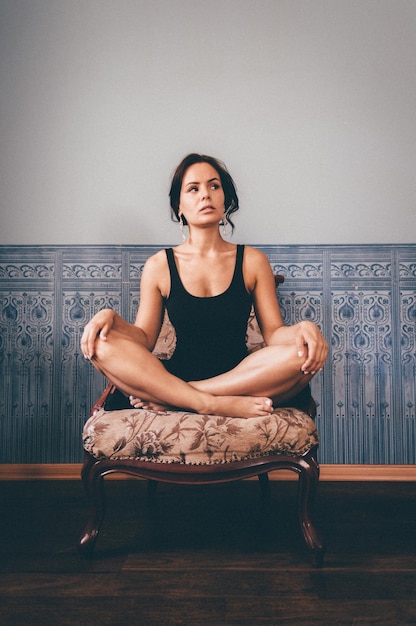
left=90, top=329, right=313, bottom=419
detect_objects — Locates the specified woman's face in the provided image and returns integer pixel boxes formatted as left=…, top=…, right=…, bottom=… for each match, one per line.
left=178, top=162, right=225, bottom=227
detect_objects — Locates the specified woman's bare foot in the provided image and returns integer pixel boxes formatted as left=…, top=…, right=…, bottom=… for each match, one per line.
left=204, top=395, right=274, bottom=419
left=129, top=396, right=175, bottom=412
left=130, top=393, right=273, bottom=418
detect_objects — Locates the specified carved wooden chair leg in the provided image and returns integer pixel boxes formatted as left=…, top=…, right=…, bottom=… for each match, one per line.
left=257, top=472, right=271, bottom=500
left=297, top=453, right=325, bottom=567
left=78, top=456, right=106, bottom=558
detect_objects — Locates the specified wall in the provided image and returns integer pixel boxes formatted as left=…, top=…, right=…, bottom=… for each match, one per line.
left=1, top=0, right=416, bottom=246
left=1, top=244, right=415, bottom=465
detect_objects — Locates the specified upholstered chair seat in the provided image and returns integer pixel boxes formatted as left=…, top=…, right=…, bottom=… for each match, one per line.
left=83, top=404, right=318, bottom=466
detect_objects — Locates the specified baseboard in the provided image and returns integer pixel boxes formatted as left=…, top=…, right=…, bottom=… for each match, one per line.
left=1, top=464, right=416, bottom=481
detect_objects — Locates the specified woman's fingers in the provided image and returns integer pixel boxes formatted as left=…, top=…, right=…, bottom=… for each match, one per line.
left=81, top=310, right=115, bottom=359
left=296, top=326, right=328, bottom=374
left=302, top=337, right=328, bottom=374
left=81, top=323, right=97, bottom=359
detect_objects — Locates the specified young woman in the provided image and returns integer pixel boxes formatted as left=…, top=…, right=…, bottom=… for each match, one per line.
left=81, top=153, right=328, bottom=418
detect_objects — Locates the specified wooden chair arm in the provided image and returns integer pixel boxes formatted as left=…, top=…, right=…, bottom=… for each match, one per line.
left=91, top=383, right=116, bottom=416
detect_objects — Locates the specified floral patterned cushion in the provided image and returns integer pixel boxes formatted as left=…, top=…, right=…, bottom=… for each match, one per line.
left=82, top=308, right=318, bottom=465
left=83, top=407, right=318, bottom=465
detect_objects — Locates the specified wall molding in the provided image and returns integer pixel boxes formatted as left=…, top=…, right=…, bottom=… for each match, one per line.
left=1, top=464, right=415, bottom=481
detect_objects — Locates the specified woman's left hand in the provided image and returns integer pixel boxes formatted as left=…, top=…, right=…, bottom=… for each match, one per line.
left=295, top=321, right=328, bottom=374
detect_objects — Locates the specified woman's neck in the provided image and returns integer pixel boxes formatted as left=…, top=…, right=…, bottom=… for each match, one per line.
left=181, top=227, right=233, bottom=255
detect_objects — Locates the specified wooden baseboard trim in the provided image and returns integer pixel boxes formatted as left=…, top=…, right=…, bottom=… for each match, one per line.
left=1, top=463, right=416, bottom=481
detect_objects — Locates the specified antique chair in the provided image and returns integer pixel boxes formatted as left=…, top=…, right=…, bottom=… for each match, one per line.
left=78, top=276, right=325, bottom=567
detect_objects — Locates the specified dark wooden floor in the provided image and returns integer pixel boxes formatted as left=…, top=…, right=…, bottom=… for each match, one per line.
left=0, top=478, right=415, bottom=626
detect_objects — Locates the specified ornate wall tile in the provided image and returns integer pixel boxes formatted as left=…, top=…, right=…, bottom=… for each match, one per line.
left=129, top=262, right=145, bottom=280
left=400, top=291, right=416, bottom=431
left=129, top=293, right=140, bottom=323
left=61, top=290, right=122, bottom=461
left=63, top=290, right=121, bottom=322
left=278, top=291, right=325, bottom=326
left=331, top=289, right=395, bottom=463
left=271, top=262, right=323, bottom=279
left=0, top=290, right=55, bottom=462
left=0, top=263, right=54, bottom=279
left=62, top=263, right=122, bottom=279
left=273, top=286, right=327, bottom=423
left=399, top=261, right=416, bottom=279
left=331, top=261, right=391, bottom=279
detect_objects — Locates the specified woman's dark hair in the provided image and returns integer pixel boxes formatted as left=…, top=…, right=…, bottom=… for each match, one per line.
left=169, top=153, right=239, bottom=231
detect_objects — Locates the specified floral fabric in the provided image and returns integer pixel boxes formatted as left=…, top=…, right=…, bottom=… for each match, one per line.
left=83, top=407, right=318, bottom=465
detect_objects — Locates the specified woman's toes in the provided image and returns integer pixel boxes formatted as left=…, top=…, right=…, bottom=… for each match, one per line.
left=129, top=396, right=143, bottom=408
left=260, top=398, right=273, bottom=413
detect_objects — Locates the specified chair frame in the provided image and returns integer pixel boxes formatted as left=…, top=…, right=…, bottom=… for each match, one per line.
left=79, top=386, right=325, bottom=567
left=78, top=274, right=325, bottom=567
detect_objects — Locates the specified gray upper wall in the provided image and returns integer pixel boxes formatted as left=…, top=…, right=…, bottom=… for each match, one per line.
left=1, top=0, right=415, bottom=246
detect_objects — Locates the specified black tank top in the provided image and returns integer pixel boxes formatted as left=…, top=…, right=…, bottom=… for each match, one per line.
left=163, top=244, right=253, bottom=381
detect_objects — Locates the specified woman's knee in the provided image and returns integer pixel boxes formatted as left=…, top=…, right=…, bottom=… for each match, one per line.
left=258, top=343, right=302, bottom=371
left=93, top=334, right=112, bottom=363
left=93, top=329, right=128, bottom=362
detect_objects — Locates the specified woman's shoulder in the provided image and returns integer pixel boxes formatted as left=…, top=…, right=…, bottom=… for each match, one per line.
left=242, top=245, right=274, bottom=291
left=140, top=249, right=171, bottom=298
left=243, top=245, right=270, bottom=268
left=144, top=248, right=168, bottom=269
left=141, top=249, right=170, bottom=285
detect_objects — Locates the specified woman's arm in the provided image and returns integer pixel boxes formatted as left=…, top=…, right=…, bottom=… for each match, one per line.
left=81, top=251, right=167, bottom=359
left=246, top=247, right=328, bottom=374
left=132, top=250, right=168, bottom=350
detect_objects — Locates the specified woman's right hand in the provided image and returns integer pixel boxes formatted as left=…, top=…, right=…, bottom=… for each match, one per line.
left=81, top=309, right=116, bottom=360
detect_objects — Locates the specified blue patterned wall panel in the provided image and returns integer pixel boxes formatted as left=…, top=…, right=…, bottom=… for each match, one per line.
left=268, top=249, right=328, bottom=460
left=0, top=245, right=415, bottom=465
left=399, top=249, right=416, bottom=464
left=400, top=288, right=416, bottom=462
left=60, top=248, right=126, bottom=462
left=331, top=289, right=393, bottom=462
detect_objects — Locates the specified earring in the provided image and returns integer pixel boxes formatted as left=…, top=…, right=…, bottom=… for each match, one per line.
left=220, top=212, right=230, bottom=236
left=179, top=215, right=186, bottom=241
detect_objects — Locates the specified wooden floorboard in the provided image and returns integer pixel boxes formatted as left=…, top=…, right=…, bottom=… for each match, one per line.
left=0, top=480, right=415, bottom=625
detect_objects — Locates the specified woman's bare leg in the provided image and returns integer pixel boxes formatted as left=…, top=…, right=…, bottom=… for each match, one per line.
left=90, top=330, right=274, bottom=419
left=189, top=343, right=314, bottom=405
